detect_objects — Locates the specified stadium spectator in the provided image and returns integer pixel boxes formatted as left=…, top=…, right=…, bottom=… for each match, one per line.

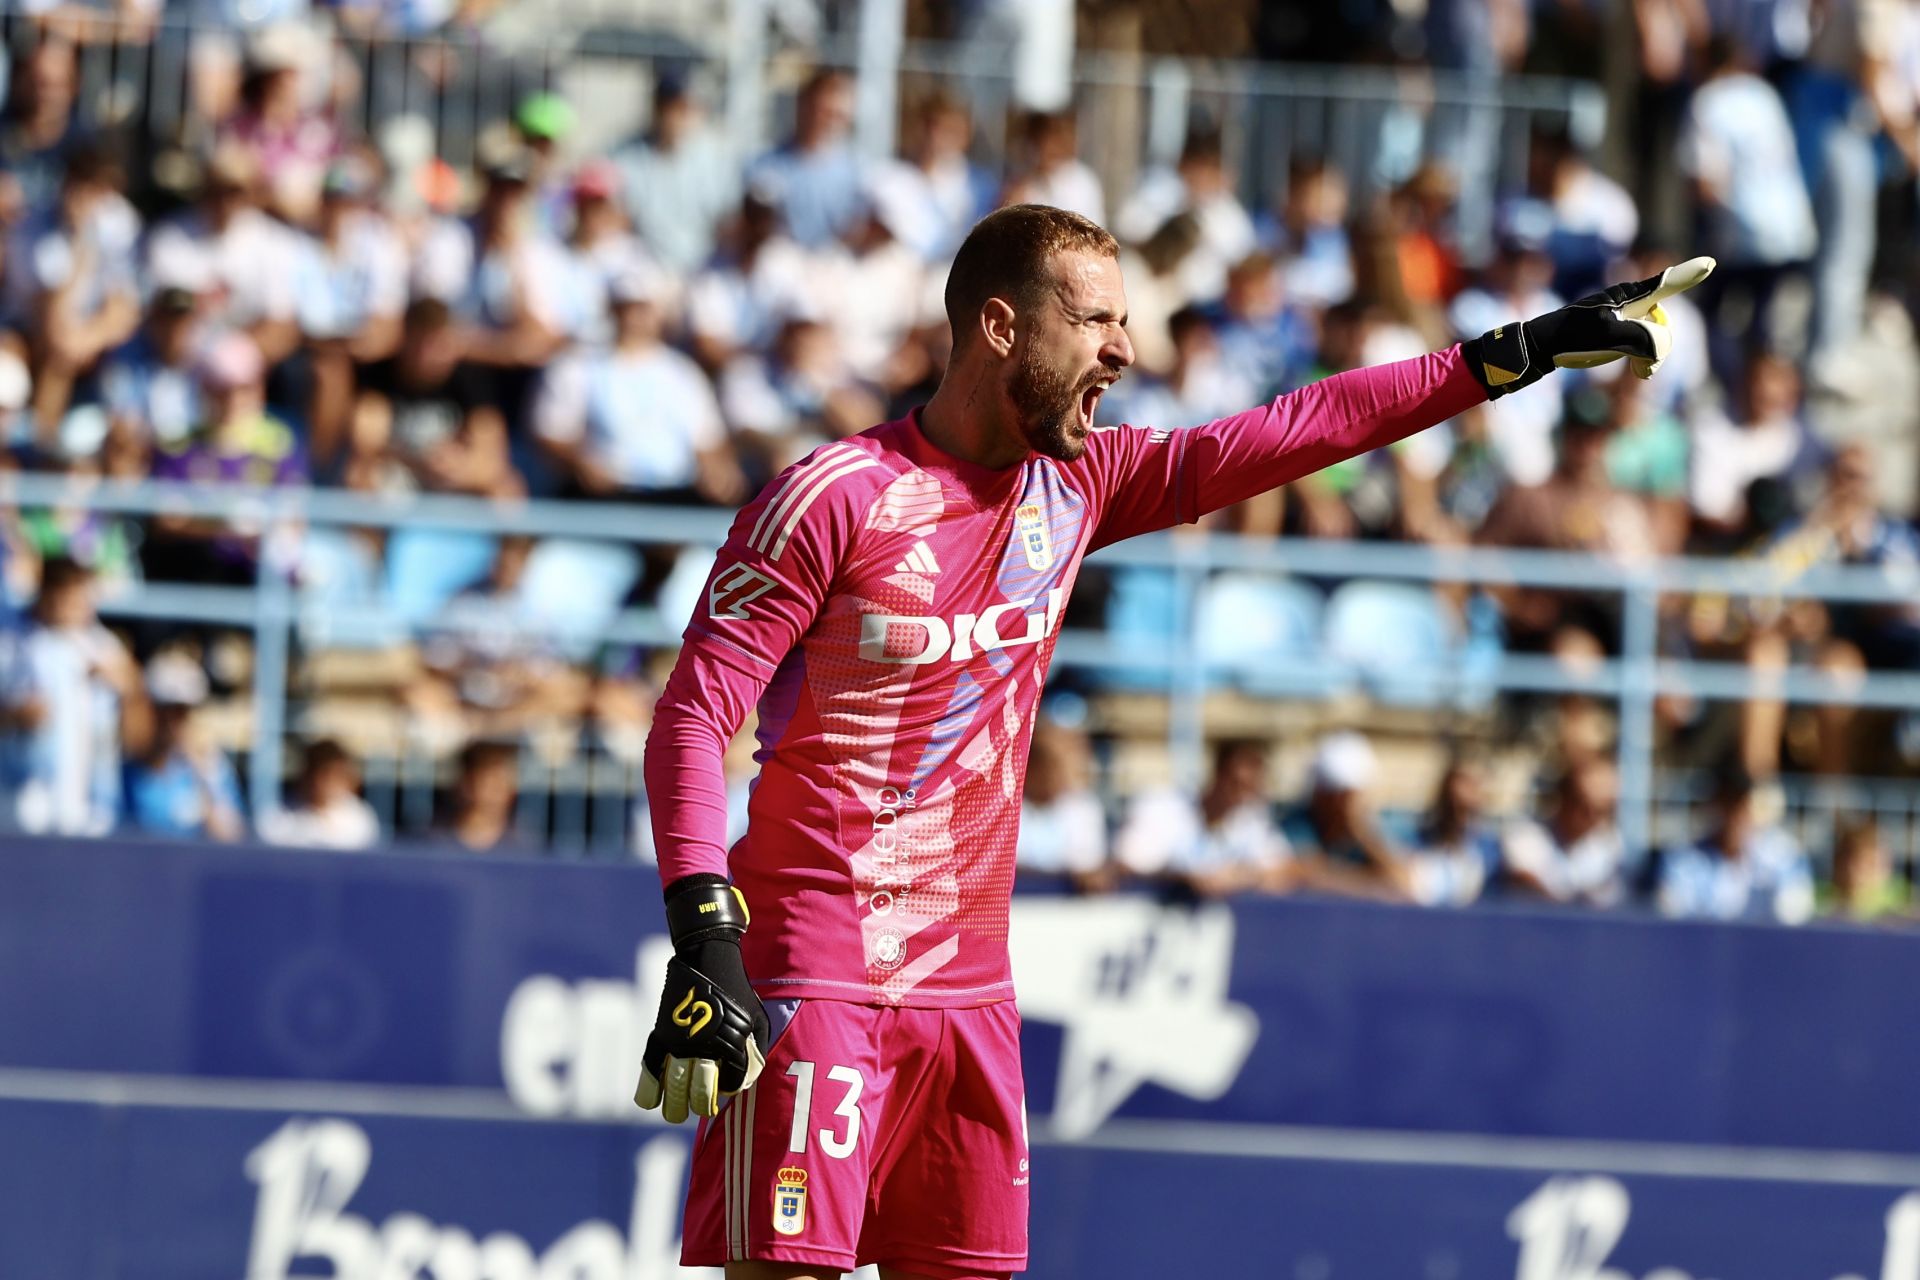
left=1115, top=129, right=1259, bottom=303
left=615, top=75, right=738, bottom=276
left=745, top=68, right=865, bottom=251
left=298, top=155, right=408, bottom=467
left=1282, top=731, right=1414, bottom=899
left=1099, top=306, right=1254, bottom=433
left=719, top=314, right=884, bottom=478
left=435, top=738, right=529, bottom=854
left=145, top=332, right=307, bottom=585
left=447, top=147, right=571, bottom=382
left=1014, top=719, right=1111, bottom=892
left=1407, top=755, right=1503, bottom=907
left=122, top=650, right=244, bottom=842
left=1688, top=350, right=1823, bottom=542
left=1678, top=34, right=1818, bottom=363
left=869, top=92, right=992, bottom=262
left=1478, top=410, right=1657, bottom=654
left=560, top=159, right=656, bottom=349
left=534, top=263, right=743, bottom=506
left=259, top=737, right=381, bottom=850
left=99, top=276, right=210, bottom=451
left=1577, top=367, right=1688, bottom=552
left=685, top=189, right=816, bottom=373
left=14, top=142, right=140, bottom=429
left=823, top=192, right=925, bottom=389
left=1384, top=162, right=1465, bottom=311
left=1820, top=815, right=1910, bottom=923
left=1114, top=737, right=1293, bottom=898
left=1657, top=765, right=1815, bottom=924
left=1450, top=220, right=1565, bottom=487
left=221, top=25, right=337, bottom=226
left=0, top=37, right=87, bottom=214
left=1505, top=127, right=1638, bottom=299
left=144, top=145, right=302, bottom=366
left=1260, top=156, right=1355, bottom=309
left=512, top=93, right=577, bottom=240
left=352, top=298, right=523, bottom=500
left=1114, top=212, right=1202, bottom=376
left=1500, top=756, right=1633, bottom=907
left=1201, top=252, right=1314, bottom=402
left=17, top=406, right=144, bottom=593
left=0, top=556, right=151, bottom=836
left=1005, top=110, right=1106, bottom=227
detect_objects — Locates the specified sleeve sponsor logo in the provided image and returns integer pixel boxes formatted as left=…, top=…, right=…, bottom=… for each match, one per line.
left=709, top=563, right=779, bottom=621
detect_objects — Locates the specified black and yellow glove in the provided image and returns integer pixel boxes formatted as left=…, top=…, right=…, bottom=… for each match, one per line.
left=634, top=875, right=769, bottom=1123
left=1464, top=255, right=1716, bottom=399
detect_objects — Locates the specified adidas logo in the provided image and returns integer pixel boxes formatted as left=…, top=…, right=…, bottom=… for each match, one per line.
left=894, top=541, right=941, bottom=575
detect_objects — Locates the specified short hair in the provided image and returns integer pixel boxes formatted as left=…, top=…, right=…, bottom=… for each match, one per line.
left=1166, top=305, right=1211, bottom=347
left=944, top=204, right=1119, bottom=346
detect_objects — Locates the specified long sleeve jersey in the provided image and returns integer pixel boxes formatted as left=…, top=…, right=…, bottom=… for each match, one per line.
left=644, top=345, right=1487, bottom=1007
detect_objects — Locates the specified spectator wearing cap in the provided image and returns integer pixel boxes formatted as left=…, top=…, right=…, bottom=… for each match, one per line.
left=0, top=38, right=88, bottom=214
left=122, top=650, right=244, bottom=842
left=868, top=92, right=993, bottom=262
left=1004, top=110, right=1106, bottom=227
left=98, top=273, right=210, bottom=452
left=297, top=155, right=408, bottom=468
left=1281, top=732, right=1415, bottom=899
left=718, top=314, right=885, bottom=479
left=1116, top=130, right=1258, bottom=304
left=10, top=143, right=140, bottom=430
left=145, top=333, right=307, bottom=584
left=259, top=738, right=380, bottom=850
left=534, top=262, right=744, bottom=506
left=561, top=159, right=657, bottom=348
left=1500, top=756, right=1633, bottom=908
left=1656, top=765, right=1814, bottom=924
left=0, top=556, right=152, bottom=836
left=221, top=24, right=338, bottom=226
left=615, top=75, right=739, bottom=275
left=1114, top=737, right=1295, bottom=899
left=144, top=144, right=303, bottom=366
left=745, top=68, right=867, bottom=251
left=685, top=190, right=816, bottom=373
left=513, top=92, right=577, bottom=240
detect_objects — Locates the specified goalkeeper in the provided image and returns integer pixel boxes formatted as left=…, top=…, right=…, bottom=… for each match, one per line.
left=634, top=201, right=1711, bottom=1280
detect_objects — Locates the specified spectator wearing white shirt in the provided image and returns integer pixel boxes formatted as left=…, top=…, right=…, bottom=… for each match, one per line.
left=718, top=314, right=885, bottom=479
left=1005, top=110, right=1106, bottom=227
left=1015, top=719, right=1111, bottom=892
left=1408, top=757, right=1503, bottom=908
left=15, top=143, right=140, bottom=431
left=298, top=155, right=407, bottom=470
left=685, top=190, right=817, bottom=374
left=744, top=68, right=867, bottom=251
left=1678, top=35, right=1818, bottom=362
left=1657, top=765, right=1814, bottom=925
left=868, top=93, right=993, bottom=262
left=821, top=192, right=926, bottom=391
left=560, top=159, right=660, bottom=349
left=1689, top=350, right=1823, bottom=540
left=535, top=263, right=744, bottom=507
left=0, top=556, right=152, bottom=836
left=1115, top=130, right=1258, bottom=304
left=1115, top=737, right=1292, bottom=899
left=1501, top=756, right=1634, bottom=908
left=259, top=737, right=380, bottom=850
left=615, top=76, right=739, bottom=276
left=447, top=148, right=572, bottom=383
left=144, top=144, right=302, bottom=366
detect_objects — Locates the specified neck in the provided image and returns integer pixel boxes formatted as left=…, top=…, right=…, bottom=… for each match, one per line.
left=919, top=359, right=1028, bottom=471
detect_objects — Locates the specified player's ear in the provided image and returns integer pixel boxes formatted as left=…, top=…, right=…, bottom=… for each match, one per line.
left=980, top=297, right=1017, bottom=359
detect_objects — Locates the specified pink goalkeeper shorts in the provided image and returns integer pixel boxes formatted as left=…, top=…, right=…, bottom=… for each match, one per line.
left=681, top=998, right=1028, bottom=1278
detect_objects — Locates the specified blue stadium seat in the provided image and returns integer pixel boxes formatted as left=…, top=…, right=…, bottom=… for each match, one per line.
left=1323, top=580, right=1473, bottom=706
left=514, top=539, right=642, bottom=658
left=296, top=528, right=404, bottom=649
left=384, top=528, right=499, bottom=626
left=1196, top=573, right=1347, bottom=698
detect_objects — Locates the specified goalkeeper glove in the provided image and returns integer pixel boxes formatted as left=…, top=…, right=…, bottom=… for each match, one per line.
left=634, top=875, right=769, bottom=1123
left=1464, top=255, right=1716, bottom=399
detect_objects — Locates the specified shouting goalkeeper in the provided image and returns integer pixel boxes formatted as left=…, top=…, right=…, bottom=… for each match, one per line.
left=634, top=202, right=1710, bottom=1279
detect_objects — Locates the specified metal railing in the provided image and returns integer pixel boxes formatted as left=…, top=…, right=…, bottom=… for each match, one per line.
left=6, top=472, right=1920, bottom=863
left=12, top=8, right=1604, bottom=253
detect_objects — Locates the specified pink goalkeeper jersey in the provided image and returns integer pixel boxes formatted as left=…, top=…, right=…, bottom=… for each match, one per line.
left=645, top=346, right=1487, bottom=1007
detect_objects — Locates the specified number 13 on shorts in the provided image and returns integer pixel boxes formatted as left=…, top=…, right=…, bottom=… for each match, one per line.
left=786, top=1059, right=863, bottom=1158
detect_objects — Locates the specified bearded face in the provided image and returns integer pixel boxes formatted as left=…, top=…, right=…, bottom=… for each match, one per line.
left=1008, top=332, right=1115, bottom=462
left=1003, top=252, right=1131, bottom=462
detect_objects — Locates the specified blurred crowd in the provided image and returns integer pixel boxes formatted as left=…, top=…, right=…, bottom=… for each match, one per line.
left=0, top=4, right=1917, bottom=922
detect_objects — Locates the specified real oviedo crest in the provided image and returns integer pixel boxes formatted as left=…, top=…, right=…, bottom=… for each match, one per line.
left=772, top=1166, right=809, bottom=1236
left=1015, top=504, right=1052, bottom=572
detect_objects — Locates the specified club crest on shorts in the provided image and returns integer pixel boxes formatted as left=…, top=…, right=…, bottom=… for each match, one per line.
left=772, top=1166, right=809, bottom=1236
left=1014, top=504, right=1052, bottom=572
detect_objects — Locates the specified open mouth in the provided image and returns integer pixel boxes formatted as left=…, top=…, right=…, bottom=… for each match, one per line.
left=1078, top=380, right=1108, bottom=430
